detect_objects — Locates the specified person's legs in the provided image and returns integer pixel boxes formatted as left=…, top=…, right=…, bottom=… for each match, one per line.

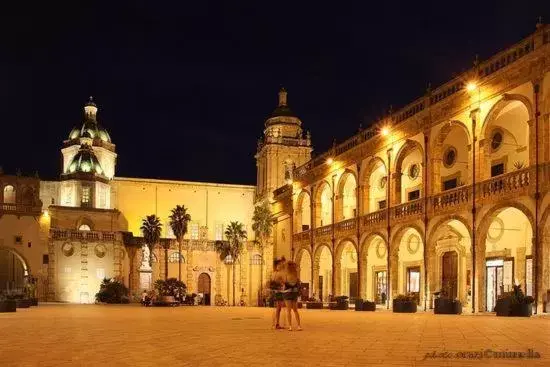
left=292, top=301, right=302, bottom=330
left=285, top=300, right=293, bottom=330
left=272, top=300, right=279, bottom=328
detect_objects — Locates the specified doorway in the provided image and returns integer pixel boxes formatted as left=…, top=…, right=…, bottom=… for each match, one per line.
left=441, top=251, right=458, bottom=299
left=375, top=270, right=387, bottom=304
left=406, top=267, right=420, bottom=304
left=486, top=258, right=513, bottom=311
left=349, top=272, right=358, bottom=301
left=197, top=273, right=211, bottom=305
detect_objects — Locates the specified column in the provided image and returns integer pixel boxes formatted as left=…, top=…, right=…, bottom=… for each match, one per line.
left=390, top=249, right=399, bottom=300
left=186, top=246, right=194, bottom=293
left=334, top=256, right=341, bottom=296
left=47, top=240, right=56, bottom=301
left=359, top=251, right=368, bottom=300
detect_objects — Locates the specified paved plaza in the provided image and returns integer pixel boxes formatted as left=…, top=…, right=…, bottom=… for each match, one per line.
left=0, top=305, right=549, bottom=367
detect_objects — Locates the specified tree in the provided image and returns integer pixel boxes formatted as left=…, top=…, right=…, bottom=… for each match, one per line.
left=169, top=205, right=191, bottom=281
left=251, top=202, right=275, bottom=306
left=214, top=221, right=247, bottom=306
left=140, top=215, right=162, bottom=268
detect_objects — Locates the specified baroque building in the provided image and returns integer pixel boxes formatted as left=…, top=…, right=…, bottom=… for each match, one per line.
left=271, top=23, right=550, bottom=313
left=0, top=24, right=549, bottom=314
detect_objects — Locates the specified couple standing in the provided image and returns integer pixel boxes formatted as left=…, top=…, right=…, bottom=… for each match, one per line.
left=271, top=257, right=302, bottom=331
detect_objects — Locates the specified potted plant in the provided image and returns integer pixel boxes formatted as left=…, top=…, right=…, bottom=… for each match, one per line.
left=8, top=294, right=31, bottom=308
left=95, top=278, right=130, bottom=304
left=393, top=294, right=417, bottom=313
left=433, top=286, right=462, bottom=315
left=495, top=284, right=533, bottom=317
left=0, top=294, right=16, bottom=313
left=305, top=296, right=323, bottom=309
left=329, top=296, right=349, bottom=310
left=154, top=278, right=186, bottom=306
left=355, top=298, right=376, bottom=311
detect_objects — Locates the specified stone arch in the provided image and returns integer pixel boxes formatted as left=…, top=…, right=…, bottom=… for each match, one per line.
left=361, top=156, right=388, bottom=213
left=360, top=232, right=388, bottom=254
left=391, top=226, right=425, bottom=303
left=393, top=139, right=424, bottom=204
left=20, top=186, right=34, bottom=206
left=391, top=224, right=425, bottom=254
left=3, top=184, right=16, bottom=204
left=295, top=247, right=312, bottom=297
left=479, top=95, right=533, bottom=180
left=294, top=190, right=312, bottom=232
left=0, top=245, right=30, bottom=275
left=480, top=94, right=534, bottom=139
left=476, top=201, right=535, bottom=312
left=431, top=120, right=471, bottom=193
left=314, top=180, right=332, bottom=227
left=361, top=233, right=388, bottom=303
left=0, top=245, right=30, bottom=293
left=428, top=215, right=473, bottom=251
left=336, top=169, right=358, bottom=221
left=312, top=243, right=333, bottom=302
left=334, top=237, right=358, bottom=298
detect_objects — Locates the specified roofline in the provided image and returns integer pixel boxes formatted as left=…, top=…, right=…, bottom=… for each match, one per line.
left=113, top=176, right=256, bottom=190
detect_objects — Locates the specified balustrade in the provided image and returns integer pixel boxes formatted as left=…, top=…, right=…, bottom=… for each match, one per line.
left=432, top=185, right=470, bottom=213
left=391, top=199, right=423, bottom=220
left=362, top=210, right=385, bottom=227
left=335, top=218, right=356, bottom=233
left=315, top=224, right=332, bottom=237
left=51, top=229, right=117, bottom=242
left=480, top=168, right=530, bottom=198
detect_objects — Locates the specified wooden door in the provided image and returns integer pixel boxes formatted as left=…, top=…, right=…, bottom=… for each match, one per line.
left=197, top=273, right=211, bottom=305
left=441, top=251, right=458, bottom=299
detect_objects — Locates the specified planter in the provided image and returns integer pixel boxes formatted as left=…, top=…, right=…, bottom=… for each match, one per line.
left=392, top=300, right=417, bottom=313
left=329, top=301, right=349, bottom=310
left=0, top=300, right=17, bottom=313
left=511, top=303, right=532, bottom=317
left=354, top=299, right=364, bottom=310
left=306, top=302, right=323, bottom=309
left=361, top=301, right=376, bottom=311
left=30, top=298, right=38, bottom=306
left=434, top=299, right=462, bottom=314
left=15, top=299, right=31, bottom=308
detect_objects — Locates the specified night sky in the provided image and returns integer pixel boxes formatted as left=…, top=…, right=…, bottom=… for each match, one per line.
left=1, top=1, right=547, bottom=184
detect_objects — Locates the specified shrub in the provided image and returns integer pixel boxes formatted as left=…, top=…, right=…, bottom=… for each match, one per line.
left=95, top=278, right=130, bottom=304
left=154, top=278, right=187, bottom=298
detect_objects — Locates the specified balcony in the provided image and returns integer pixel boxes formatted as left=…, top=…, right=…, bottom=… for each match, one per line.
left=391, top=199, right=423, bottom=223
left=432, top=185, right=470, bottom=214
left=291, top=166, right=543, bottom=244
left=0, top=203, right=42, bottom=217
left=51, top=229, right=118, bottom=242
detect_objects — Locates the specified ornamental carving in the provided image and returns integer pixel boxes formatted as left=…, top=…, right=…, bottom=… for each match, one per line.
left=193, top=266, right=215, bottom=272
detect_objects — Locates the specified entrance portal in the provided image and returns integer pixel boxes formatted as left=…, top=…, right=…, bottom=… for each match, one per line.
left=486, top=258, right=513, bottom=311
left=441, top=251, right=458, bottom=299
left=197, top=273, right=211, bottom=306
left=375, top=270, right=387, bottom=304
left=0, top=248, right=28, bottom=294
left=406, top=267, right=420, bottom=304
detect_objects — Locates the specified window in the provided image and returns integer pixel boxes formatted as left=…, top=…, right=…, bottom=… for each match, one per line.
left=42, top=254, right=49, bottom=265
left=3, top=185, right=15, bottom=204
left=81, top=186, right=91, bottom=206
left=443, top=178, right=458, bottom=191
left=408, top=164, right=420, bottom=180
left=408, top=190, right=420, bottom=201
left=443, top=147, right=457, bottom=168
left=491, top=130, right=503, bottom=152
left=168, top=252, right=185, bottom=263
left=78, top=224, right=91, bottom=231
left=14, top=235, right=23, bottom=245
left=190, top=223, right=199, bottom=240
left=215, top=223, right=224, bottom=241
left=491, top=163, right=505, bottom=177
left=378, top=200, right=387, bottom=210
left=250, top=254, right=263, bottom=265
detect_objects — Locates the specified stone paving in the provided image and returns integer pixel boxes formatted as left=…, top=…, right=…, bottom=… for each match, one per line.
left=0, top=304, right=549, bottom=367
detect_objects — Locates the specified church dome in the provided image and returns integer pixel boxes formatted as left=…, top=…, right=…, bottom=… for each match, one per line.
left=67, top=144, right=104, bottom=175
left=265, top=88, right=301, bottom=127
left=67, top=97, right=112, bottom=143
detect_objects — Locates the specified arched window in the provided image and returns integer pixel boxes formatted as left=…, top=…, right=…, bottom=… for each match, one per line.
left=250, top=254, right=263, bottom=265
left=78, top=224, right=91, bottom=231
left=168, top=252, right=185, bottom=263
left=3, top=185, right=16, bottom=204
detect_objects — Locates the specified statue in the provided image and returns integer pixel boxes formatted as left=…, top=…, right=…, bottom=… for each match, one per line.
left=140, top=244, right=151, bottom=271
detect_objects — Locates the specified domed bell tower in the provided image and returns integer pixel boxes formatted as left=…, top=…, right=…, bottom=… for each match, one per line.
left=60, top=97, right=117, bottom=209
left=255, top=88, right=312, bottom=202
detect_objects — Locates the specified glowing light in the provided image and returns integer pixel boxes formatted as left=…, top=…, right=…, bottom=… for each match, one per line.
left=326, top=157, right=334, bottom=165
left=286, top=178, right=293, bottom=185
left=466, top=81, right=477, bottom=92
left=42, top=209, right=49, bottom=217
left=381, top=127, right=390, bottom=136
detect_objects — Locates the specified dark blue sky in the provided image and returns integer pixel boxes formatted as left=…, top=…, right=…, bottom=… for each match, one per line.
left=0, top=1, right=547, bottom=184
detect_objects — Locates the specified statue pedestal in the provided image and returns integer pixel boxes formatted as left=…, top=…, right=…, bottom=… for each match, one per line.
left=139, top=270, right=153, bottom=291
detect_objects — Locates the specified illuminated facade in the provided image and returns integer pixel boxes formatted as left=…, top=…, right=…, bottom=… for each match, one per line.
left=1, top=25, right=549, bottom=313
left=271, top=24, right=550, bottom=313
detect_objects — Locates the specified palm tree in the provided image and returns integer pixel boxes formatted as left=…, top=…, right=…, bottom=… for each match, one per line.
left=140, top=215, right=162, bottom=269
left=252, top=202, right=275, bottom=306
left=169, top=205, right=191, bottom=281
left=214, top=221, right=247, bottom=306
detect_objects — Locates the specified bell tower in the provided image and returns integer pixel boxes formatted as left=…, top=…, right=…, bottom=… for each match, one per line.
left=255, top=88, right=312, bottom=202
